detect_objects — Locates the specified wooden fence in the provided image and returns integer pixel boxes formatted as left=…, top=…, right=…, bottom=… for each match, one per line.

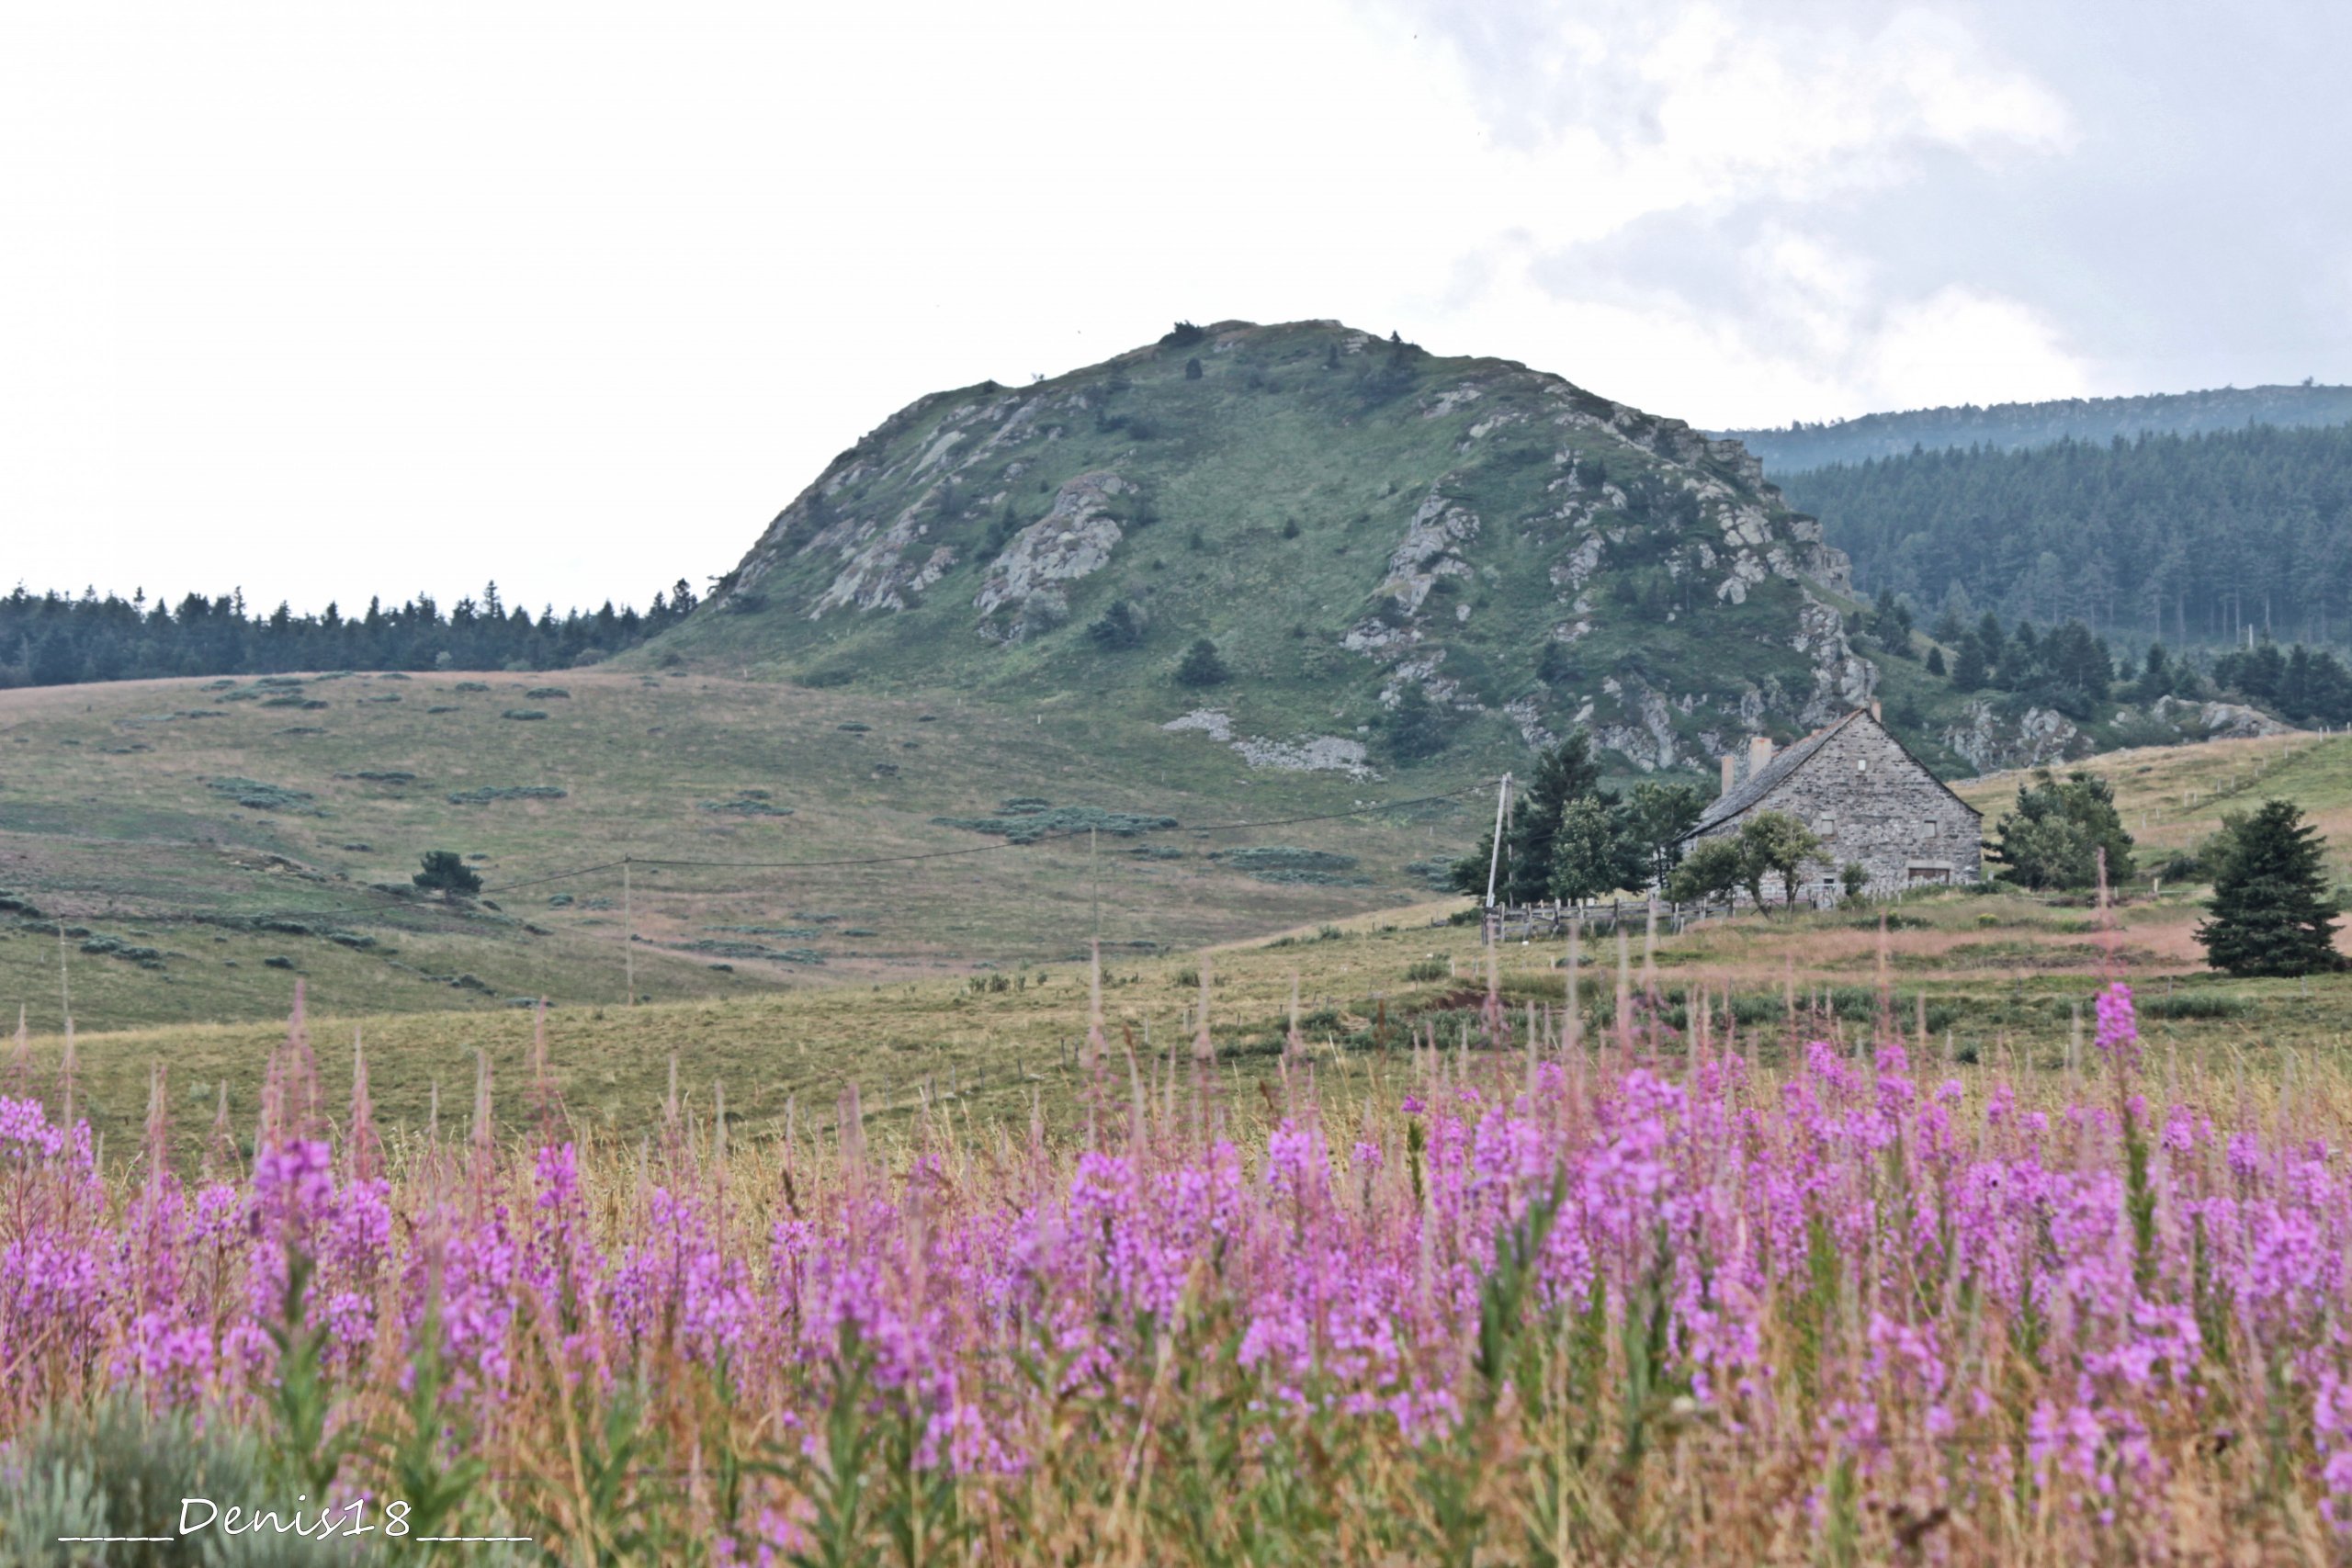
left=1476, top=897, right=1744, bottom=943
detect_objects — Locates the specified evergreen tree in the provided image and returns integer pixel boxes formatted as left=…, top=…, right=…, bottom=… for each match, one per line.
left=1173, top=638, right=1230, bottom=688
left=1951, top=633, right=1987, bottom=692
left=1925, top=646, right=1947, bottom=677
left=1385, top=683, right=1449, bottom=760
left=2196, top=800, right=2345, bottom=976
left=412, top=850, right=483, bottom=904
left=1624, top=780, right=1705, bottom=887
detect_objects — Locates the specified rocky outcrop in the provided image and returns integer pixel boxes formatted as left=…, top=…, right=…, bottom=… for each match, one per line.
left=1162, top=709, right=1376, bottom=778
left=809, top=504, right=958, bottom=616
left=973, top=471, right=1128, bottom=625
left=1792, top=597, right=1877, bottom=726
left=1941, top=701, right=2088, bottom=773
left=2144, top=695, right=2295, bottom=741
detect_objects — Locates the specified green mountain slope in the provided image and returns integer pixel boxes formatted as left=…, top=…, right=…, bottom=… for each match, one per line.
left=657, top=320, right=1873, bottom=777
left=1718, top=384, right=2352, bottom=475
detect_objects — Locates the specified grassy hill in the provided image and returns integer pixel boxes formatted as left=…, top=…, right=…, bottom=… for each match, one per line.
left=0, top=670, right=1488, bottom=1032
left=1958, top=728, right=2352, bottom=887
left=649, top=319, right=1874, bottom=782
left=1720, top=383, right=2352, bottom=474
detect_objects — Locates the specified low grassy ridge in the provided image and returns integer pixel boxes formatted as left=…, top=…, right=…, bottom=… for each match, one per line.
left=19, top=882, right=2350, bottom=1168
left=0, top=671, right=1479, bottom=1031
left=1956, top=728, right=2352, bottom=883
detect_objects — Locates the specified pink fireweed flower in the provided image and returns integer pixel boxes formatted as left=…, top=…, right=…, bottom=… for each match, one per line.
left=2095, top=982, right=2142, bottom=1071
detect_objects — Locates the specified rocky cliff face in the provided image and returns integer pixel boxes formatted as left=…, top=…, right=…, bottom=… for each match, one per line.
left=677, top=321, right=1871, bottom=777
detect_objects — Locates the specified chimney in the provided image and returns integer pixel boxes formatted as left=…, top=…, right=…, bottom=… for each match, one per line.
left=1869, top=699, right=1883, bottom=722
left=1720, top=752, right=1736, bottom=798
left=1747, top=734, right=1774, bottom=778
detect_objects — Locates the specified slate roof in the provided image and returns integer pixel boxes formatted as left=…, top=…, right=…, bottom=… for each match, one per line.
left=1684, top=708, right=1982, bottom=840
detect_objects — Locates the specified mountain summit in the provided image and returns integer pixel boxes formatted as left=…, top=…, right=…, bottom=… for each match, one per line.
left=662, top=320, right=1872, bottom=775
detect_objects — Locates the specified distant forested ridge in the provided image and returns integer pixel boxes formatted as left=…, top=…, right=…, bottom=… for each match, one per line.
left=0, top=581, right=697, bottom=688
left=1721, top=384, right=2352, bottom=474
left=1779, top=424, right=2352, bottom=649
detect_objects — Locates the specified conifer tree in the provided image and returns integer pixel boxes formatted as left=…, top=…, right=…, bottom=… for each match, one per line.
left=2196, top=800, right=2345, bottom=976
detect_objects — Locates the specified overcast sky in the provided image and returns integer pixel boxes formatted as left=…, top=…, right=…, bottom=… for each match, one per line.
left=5, top=0, right=2346, bottom=615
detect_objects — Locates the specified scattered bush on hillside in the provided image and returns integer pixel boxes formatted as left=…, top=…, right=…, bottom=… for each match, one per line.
left=1385, top=684, right=1450, bottom=761
left=526, top=686, right=570, bottom=699
left=687, top=939, right=823, bottom=964
left=701, top=797, right=793, bottom=817
left=413, top=849, right=483, bottom=902
left=1088, top=598, right=1147, bottom=649
left=1213, top=846, right=1363, bottom=886
left=78, top=933, right=166, bottom=968
left=206, top=777, right=322, bottom=814
left=500, top=708, right=548, bottom=721
left=453, top=681, right=491, bottom=693
left=447, top=785, right=568, bottom=806
left=1184, top=356, right=1203, bottom=380
left=1174, top=638, right=1229, bottom=688
left=345, top=770, right=416, bottom=785
left=1160, top=321, right=1206, bottom=347
left=933, top=804, right=1179, bottom=844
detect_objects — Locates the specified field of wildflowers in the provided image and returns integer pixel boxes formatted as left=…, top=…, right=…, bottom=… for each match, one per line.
left=3, top=964, right=2350, bottom=1565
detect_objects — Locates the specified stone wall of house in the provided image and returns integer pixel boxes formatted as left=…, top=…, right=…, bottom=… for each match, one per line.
left=1695, top=716, right=1982, bottom=905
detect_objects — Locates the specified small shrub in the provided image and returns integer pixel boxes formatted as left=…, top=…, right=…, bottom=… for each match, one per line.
left=501, top=708, right=549, bottom=721
left=1407, top=959, right=1450, bottom=983
left=1215, top=846, right=1363, bottom=885
left=934, top=805, right=1178, bottom=844
left=2139, top=991, right=2252, bottom=1021
left=453, top=681, right=491, bottom=693
left=206, top=777, right=323, bottom=815
left=525, top=686, right=571, bottom=699
left=447, top=785, right=568, bottom=806
left=1174, top=638, right=1229, bottom=688
left=264, top=955, right=295, bottom=969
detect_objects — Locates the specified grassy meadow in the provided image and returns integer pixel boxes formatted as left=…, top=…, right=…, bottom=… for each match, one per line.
left=0, top=669, right=1477, bottom=1032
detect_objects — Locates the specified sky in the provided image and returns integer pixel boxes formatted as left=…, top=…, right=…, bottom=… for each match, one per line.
left=4, top=0, right=2346, bottom=615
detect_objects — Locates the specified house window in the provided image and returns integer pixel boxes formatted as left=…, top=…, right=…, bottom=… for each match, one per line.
left=1920, top=820, right=1938, bottom=839
left=1815, top=813, right=1837, bottom=836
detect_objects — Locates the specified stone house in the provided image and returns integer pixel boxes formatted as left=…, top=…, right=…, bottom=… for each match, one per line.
left=1681, top=705, right=1982, bottom=906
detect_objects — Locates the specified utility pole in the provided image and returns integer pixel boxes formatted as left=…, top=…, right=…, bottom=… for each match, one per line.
left=621, top=856, right=635, bottom=1005
left=1483, top=773, right=1514, bottom=939
left=1090, top=827, right=1101, bottom=939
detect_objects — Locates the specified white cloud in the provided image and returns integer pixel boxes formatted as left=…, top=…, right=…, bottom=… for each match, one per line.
left=9, top=0, right=2316, bottom=611
left=1863, top=287, right=2088, bottom=409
